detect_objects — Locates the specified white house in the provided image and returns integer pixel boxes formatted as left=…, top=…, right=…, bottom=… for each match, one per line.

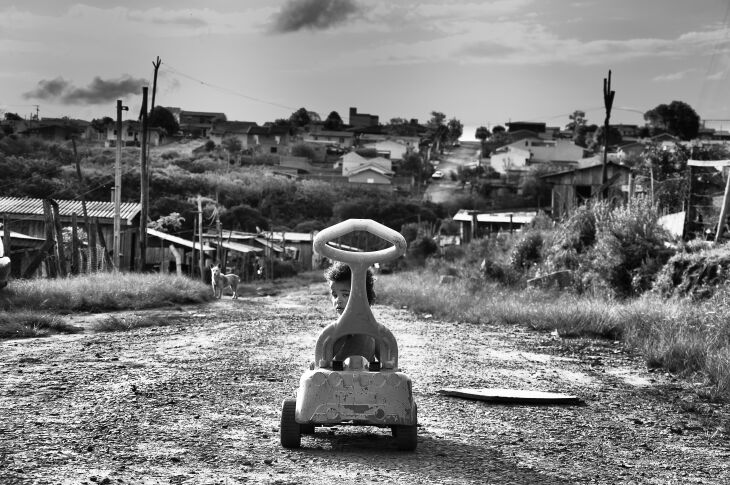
left=341, top=152, right=392, bottom=176
left=489, top=146, right=531, bottom=174
left=360, top=139, right=413, bottom=161
left=303, top=130, right=355, bottom=149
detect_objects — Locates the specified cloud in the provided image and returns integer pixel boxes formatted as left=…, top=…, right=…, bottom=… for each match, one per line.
left=23, top=75, right=147, bottom=105
left=653, top=69, right=695, bottom=82
left=269, top=0, right=360, bottom=33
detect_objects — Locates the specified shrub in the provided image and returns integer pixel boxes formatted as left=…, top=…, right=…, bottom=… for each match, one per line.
left=510, top=231, right=543, bottom=270
left=586, top=197, right=672, bottom=297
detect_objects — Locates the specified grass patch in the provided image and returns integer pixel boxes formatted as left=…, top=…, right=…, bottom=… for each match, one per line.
left=0, top=272, right=213, bottom=312
left=93, top=314, right=173, bottom=332
left=378, top=269, right=730, bottom=400
left=0, top=311, right=82, bottom=339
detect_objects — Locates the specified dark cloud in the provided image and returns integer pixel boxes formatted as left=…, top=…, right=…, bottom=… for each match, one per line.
left=270, top=0, right=359, bottom=33
left=23, top=75, right=147, bottom=105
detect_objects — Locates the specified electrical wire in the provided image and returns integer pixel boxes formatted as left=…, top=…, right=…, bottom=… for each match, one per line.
left=161, top=62, right=298, bottom=113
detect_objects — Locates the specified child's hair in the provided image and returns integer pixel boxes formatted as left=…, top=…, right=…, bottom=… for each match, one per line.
left=324, top=261, right=376, bottom=304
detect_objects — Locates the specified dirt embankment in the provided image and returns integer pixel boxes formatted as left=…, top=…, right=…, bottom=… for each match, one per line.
left=1, top=285, right=729, bottom=484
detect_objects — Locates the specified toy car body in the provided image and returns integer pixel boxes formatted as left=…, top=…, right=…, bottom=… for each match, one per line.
left=281, top=219, right=417, bottom=450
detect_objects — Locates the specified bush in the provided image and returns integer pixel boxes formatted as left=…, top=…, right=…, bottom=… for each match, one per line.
left=510, top=231, right=543, bottom=270
left=272, top=260, right=298, bottom=279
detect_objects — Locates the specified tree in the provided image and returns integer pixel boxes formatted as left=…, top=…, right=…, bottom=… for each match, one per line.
left=590, top=126, right=623, bottom=151
left=427, top=111, right=448, bottom=152
left=475, top=126, right=490, bottom=157
left=289, top=107, right=311, bottom=128
left=91, top=117, right=113, bottom=133
left=446, top=117, right=463, bottom=144
left=148, top=106, right=179, bottom=135
left=4, top=112, right=22, bottom=121
left=221, top=137, right=242, bottom=167
left=566, top=110, right=586, bottom=132
left=384, top=118, right=420, bottom=137
left=644, top=101, right=700, bottom=140
left=492, top=125, right=506, bottom=135
left=474, top=126, right=490, bottom=142
left=323, top=111, right=344, bottom=130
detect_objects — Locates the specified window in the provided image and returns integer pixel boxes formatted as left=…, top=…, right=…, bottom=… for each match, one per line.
left=576, top=185, right=591, bottom=203
left=367, top=178, right=374, bottom=183
left=270, top=147, right=277, bottom=154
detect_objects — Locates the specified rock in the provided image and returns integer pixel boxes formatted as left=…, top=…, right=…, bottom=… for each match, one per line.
left=527, top=270, right=573, bottom=289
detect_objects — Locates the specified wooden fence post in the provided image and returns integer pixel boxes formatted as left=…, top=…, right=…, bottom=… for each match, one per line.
left=42, top=200, right=58, bottom=278
left=50, top=200, right=67, bottom=277
left=71, top=212, right=79, bottom=275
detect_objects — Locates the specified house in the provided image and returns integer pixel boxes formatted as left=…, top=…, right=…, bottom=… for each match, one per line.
left=0, top=197, right=141, bottom=273
left=208, top=121, right=259, bottom=147
left=348, top=107, right=379, bottom=128
left=453, top=209, right=539, bottom=242
left=360, top=139, right=414, bottom=161
left=19, top=119, right=83, bottom=142
left=540, top=158, right=632, bottom=219
left=346, top=164, right=393, bottom=185
left=616, top=141, right=646, bottom=161
left=147, top=228, right=216, bottom=276
left=341, top=151, right=392, bottom=175
left=104, top=120, right=165, bottom=147
left=302, top=130, right=355, bottom=149
left=174, top=109, right=227, bottom=138
left=248, top=125, right=291, bottom=154
left=614, top=124, right=640, bottom=139
left=489, top=145, right=531, bottom=175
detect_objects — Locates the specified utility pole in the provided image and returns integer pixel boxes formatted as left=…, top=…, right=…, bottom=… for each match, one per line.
left=150, top=57, right=161, bottom=112
left=197, top=195, right=205, bottom=281
left=601, top=70, right=615, bottom=199
left=138, top=87, right=149, bottom=271
left=113, top=100, right=128, bottom=270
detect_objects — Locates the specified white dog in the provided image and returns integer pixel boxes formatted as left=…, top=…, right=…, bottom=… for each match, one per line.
left=211, top=265, right=240, bottom=299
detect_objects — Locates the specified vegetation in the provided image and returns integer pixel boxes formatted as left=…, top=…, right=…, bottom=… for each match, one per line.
left=0, top=273, right=212, bottom=313
left=378, top=270, right=730, bottom=400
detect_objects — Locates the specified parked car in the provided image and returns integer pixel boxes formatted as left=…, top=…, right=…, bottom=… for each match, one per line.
left=431, top=170, right=444, bottom=179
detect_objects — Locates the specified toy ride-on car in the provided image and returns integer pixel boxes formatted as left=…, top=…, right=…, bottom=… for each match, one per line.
left=280, top=219, right=418, bottom=451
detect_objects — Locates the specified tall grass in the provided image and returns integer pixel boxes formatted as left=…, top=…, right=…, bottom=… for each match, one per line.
left=378, top=270, right=730, bottom=400
left=0, top=272, right=213, bottom=312
left=0, top=311, right=82, bottom=339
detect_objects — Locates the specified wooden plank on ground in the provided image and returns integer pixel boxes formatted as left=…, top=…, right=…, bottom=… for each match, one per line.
left=438, top=387, right=583, bottom=405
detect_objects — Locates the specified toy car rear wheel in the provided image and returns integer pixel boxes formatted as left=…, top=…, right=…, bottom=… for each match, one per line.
left=280, top=398, right=301, bottom=448
left=392, top=403, right=417, bottom=451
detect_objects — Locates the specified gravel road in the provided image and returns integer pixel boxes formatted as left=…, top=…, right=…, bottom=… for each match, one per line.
left=1, top=284, right=729, bottom=484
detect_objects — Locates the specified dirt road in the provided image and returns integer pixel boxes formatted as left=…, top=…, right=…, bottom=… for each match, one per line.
left=1, top=285, right=729, bottom=484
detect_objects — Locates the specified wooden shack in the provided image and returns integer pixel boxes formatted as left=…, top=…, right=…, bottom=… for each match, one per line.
left=0, top=197, right=141, bottom=273
left=540, top=158, right=631, bottom=219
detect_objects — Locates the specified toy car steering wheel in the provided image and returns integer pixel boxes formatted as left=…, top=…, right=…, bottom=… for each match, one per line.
left=313, top=219, right=407, bottom=369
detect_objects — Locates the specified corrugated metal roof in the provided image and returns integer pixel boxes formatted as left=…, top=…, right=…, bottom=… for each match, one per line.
left=147, top=228, right=215, bottom=251
left=0, top=197, right=141, bottom=224
left=220, top=241, right=262, bottom=254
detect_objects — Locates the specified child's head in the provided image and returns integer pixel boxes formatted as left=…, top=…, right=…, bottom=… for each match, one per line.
left=324, top=261, right=375, bottom=314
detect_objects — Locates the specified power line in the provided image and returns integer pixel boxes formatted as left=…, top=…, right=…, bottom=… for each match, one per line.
left=161, top=62, right=298, bottom=113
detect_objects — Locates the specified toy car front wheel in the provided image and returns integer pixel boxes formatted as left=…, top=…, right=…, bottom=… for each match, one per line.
left=280, top=398, right=301, bottom=448
left=392, top=403, right=417, bottom=451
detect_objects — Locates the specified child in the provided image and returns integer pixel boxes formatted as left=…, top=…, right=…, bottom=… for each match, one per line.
left=324, top=261, right=378, bottom=362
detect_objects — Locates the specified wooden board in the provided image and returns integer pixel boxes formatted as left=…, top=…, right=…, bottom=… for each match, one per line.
left=438, top=387, right=583, bottom=405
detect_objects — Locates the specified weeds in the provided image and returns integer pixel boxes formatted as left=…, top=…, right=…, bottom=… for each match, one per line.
left=0, top=272, right=213, bottom=312
left=93, top=314, right=172, bottom=332
left=378, top=269, right=730, bottom=400
left=0, top=312, right=82, bottom=339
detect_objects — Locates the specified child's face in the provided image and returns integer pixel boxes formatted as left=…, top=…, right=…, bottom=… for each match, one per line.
left=329, top=279, right=351, bottom=315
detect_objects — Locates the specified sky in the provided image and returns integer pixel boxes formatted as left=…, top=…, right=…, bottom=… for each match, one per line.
left=2, top=0, right=730, bottom=140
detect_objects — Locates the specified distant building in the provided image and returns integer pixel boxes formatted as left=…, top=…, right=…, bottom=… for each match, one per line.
left=349, top=107, right=379, bottom=129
